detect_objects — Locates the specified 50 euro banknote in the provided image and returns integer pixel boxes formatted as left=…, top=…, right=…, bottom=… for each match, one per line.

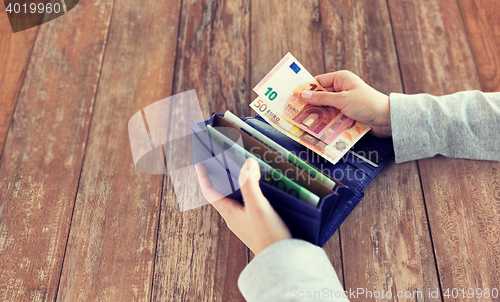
left=250, top=97, right=370, bottom=165
left=253, top=52, right=369, bottom=145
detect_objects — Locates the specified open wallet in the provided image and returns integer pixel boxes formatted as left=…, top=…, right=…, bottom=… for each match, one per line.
left=191, top=112, right=394, bottom=247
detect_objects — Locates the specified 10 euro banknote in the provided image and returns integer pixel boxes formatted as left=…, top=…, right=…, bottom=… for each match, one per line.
left=251, top=53, right=370, bottom=165
left=253, top=53, right=370, bottom=146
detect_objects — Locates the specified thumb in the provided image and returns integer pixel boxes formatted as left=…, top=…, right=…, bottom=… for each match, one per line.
left=238, top=158, right=271, bottom=211
left=301, top=90, right=348, bottom=110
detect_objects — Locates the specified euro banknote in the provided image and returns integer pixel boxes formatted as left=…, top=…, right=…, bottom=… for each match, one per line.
left=250, top=97, right=370, bottom=165
left=253, top=52, right=370, bottom=145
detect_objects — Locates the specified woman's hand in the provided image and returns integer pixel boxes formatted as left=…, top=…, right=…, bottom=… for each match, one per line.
left=195, top=158, right=292, bottom=255
left=301, top=70, right=392, bottom=138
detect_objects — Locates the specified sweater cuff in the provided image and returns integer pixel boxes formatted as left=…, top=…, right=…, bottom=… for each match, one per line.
left=238, top=239, right=348, bottom=301
left=389, top=92, right=439, bottom=163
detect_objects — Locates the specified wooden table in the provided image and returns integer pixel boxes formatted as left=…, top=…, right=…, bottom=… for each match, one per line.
left=1, top=0, right=499, bottom=301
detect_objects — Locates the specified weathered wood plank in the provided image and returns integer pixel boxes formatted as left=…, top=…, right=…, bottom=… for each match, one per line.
left=0, top=1, right=114, bottom=301
left=251, top=0, right=324, bottom=88
left=0, top=2, right=38, bottom=153
left=151, top=0, right=250, bottom=301
left=54, top=0, right=182, bottom=301
left=458, top=0, right=500, bottom=92
left=172, top=0, right=251, bottom=118
left=319, top=0, right=440, bottom=298
left=341, top=161, right=441, bottom=300
left=251, top=0, right=345, bottom=278
left=321, top=234, right=344, bottom=284
left=388, top=0, right=500, bottom=299
left=388, top=0, right=480, bottom=95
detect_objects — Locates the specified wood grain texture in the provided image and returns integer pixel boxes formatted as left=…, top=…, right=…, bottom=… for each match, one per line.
left=0, top=0, right=114, bottom=301
left=388, top=0, right=500, bottom=300
left=251, top=0, right=345, bottom=276
left=320, top=0, right=402, bottom=91
left=341, top=161, right=441, bottom=300
left=172, top=0, right=251, bottom=118
left=0, top=1, right=38, bottom=153
left=321, top=233, right=344, bottom=284
left=458, top=0, right=500, bottom=92
left=417, top=158, right=500, bottom=301
left=319, top=0, right=440, bottom=298
left=151, top=0, right=250, bottom=301
left=54, top=0, right=182, bottom=301
left=251, top=0, right=324, bottom=87
left=388, top=0, right=480, bottom=95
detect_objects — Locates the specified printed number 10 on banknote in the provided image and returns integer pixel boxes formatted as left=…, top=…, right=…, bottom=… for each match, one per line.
left=254, top=53, right=363, bottom=145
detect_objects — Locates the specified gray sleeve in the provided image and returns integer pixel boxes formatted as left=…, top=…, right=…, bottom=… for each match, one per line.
left=238, top=239, right=350, bottom=302
left=389, top=91, right=500, bottom=163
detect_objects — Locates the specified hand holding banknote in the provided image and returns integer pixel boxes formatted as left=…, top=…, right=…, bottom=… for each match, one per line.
left=196, top=158, right=292, bottom=255
left=252, top=53, right=373, bottom=165
left=301, top=70, right=392, bottom=138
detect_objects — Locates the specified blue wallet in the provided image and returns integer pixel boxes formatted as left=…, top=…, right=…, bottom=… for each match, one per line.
left=191, top=113, right=394, bottom=247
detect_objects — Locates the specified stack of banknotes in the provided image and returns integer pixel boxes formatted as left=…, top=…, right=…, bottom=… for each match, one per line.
left=196, top=53, right=372, bottom=208
left=251, top=52, right=371, bottom=165
left=196, top=111, right=332, bottom=207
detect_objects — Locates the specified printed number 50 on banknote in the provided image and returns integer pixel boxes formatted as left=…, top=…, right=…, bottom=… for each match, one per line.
left=253, top=53, right=365, bottom=145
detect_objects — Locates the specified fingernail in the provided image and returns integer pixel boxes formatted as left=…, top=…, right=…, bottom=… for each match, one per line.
left=248, top=158, right=259, bottom=171
left=247, top=158, right=261, bottom=180
left=302, top=90, right=313, bottom=99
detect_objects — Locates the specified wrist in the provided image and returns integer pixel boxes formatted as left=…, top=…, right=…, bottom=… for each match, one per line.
left=380, top=94, right=392, bottom=137
left=371, top=92, right=392, bottom=138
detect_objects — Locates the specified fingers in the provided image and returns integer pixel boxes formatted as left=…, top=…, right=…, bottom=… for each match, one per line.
left=195, top=163, right=242, bottom=218
left=314, top=70, right=353, bottom=88
left=301, top=90, right=348, bottom=110
left=238, top=158, right=272, bottom=211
